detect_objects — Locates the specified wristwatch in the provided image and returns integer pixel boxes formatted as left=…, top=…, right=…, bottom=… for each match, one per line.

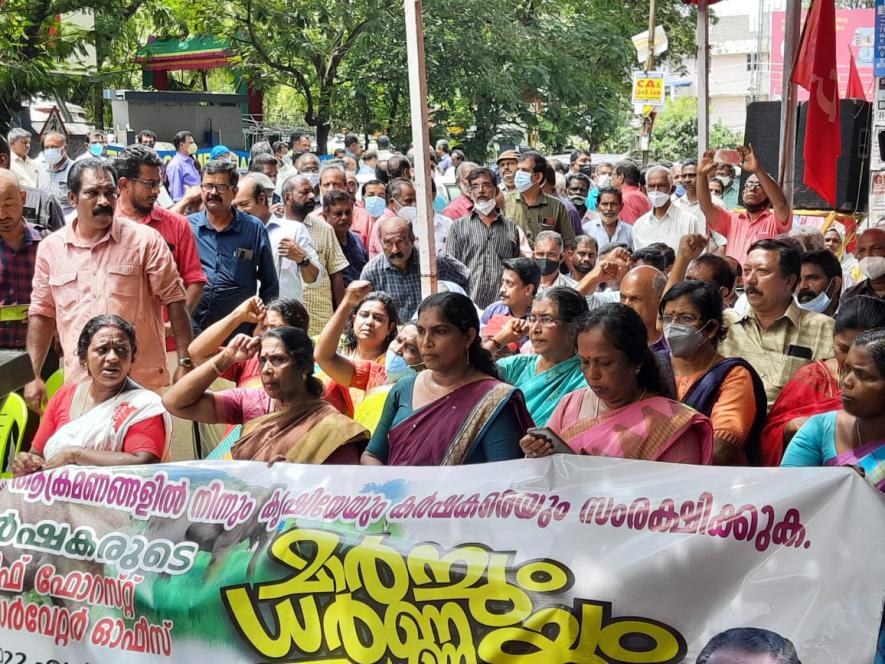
left=297, top=257, right=311, bottom=267
left=177, top=356, right=195, bottom=369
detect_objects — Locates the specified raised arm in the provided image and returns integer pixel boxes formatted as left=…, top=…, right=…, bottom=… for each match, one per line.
left=697, top=150, right=727, bottom=235
left=188, top=296, right=264, bottom=365
left=574, top=247, right=632, bottom=295
left=164, top=334, right=260, bottom=422
left=315, top=281, right=372, bottom=387
left=665, top=234, right=707, bottom=294
left=740, top=144, right=791, bottom=225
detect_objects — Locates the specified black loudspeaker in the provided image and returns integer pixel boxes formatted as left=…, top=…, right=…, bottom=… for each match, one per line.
left=743, top=99, right=871, bottom=212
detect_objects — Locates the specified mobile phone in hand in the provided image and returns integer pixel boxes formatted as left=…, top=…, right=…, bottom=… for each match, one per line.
left=526, top=427, right=575, bottom=455
left=713, top=149, right=741, bottom=166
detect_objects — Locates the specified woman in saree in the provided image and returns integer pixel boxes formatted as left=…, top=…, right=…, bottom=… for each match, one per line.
left=163, top=326, right=368, bottom=464
left=824, top=224, right=863, bottom=291
left=362, top=291, right=533, bottom=466
left=489, top=287, right=588, bottom=426
left=782, top=328, right=885, bottom=492
left=520, top=303, right=713, bottom=464
left=13, top=315, right=170, bottom=476
left=760, top=295, right=885, bottom=465
left=315, top=281, right=422, bottom=430
left=660, top=280, right=767, bottom=465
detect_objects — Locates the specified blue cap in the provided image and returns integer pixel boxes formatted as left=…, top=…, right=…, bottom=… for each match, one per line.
left=210, top=145, right=231, bottom=160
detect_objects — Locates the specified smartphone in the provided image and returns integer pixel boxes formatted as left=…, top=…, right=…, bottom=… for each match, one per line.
left=714, top=149, right=741, bottom=166
left=527, top=427, right=575, bottom=455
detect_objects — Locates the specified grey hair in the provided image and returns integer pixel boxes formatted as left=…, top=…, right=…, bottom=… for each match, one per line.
left=535, top=230, right=563, bottom=251
left=320, top=159, right=346, bottom=176
left=645, top=164, right=673, bottom=186
left=456, top=161, right=480, bottom=181
left=281, top=173, right=311, bottom=195
left=7, top=128, right=30, bottom=144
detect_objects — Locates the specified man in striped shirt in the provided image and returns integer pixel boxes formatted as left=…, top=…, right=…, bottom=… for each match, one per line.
left=447, top=167, right=522, bottom=309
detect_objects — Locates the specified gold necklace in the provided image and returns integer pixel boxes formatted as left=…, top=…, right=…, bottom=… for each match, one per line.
left=424, top=368, right=472, bottom=400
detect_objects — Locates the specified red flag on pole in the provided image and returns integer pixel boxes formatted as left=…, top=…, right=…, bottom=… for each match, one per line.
left=790, top=0, right=840, bottom=207
left=846, top=46, right=867, bottom=101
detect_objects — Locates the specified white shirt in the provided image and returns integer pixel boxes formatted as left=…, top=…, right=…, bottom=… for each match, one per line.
left=675, top=194, right=728, bottom=251
left=10, top=154, right=38, bottom=188
left=633, top=203, right=705, bottom=252
left=537, top=272, right=577, bottom=295
left=266, top=215, right=322, bottom=302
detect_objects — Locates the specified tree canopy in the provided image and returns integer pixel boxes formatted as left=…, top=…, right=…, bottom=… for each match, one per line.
left=0, top=0, right=698, bottom=157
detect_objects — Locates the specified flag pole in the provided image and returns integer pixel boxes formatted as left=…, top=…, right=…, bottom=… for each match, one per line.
left=777, top=0, right=806, bottom=208
left=404, top=0, right=438, bottom=301
left=697, top=0, right=709, bottom=161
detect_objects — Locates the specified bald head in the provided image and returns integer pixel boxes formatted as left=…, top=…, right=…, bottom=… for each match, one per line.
left=379, top=216, right=414, bottom=268
left=857, top=227, right=885, bottom=261
left=0, top=169, right=26, bottom=233
left=619, top=265, right=667, bottom=336
left=232, top=173, right=271, bottom=223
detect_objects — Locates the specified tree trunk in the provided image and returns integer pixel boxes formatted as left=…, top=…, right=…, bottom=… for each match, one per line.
left=315, top=122, right=331, bottom=155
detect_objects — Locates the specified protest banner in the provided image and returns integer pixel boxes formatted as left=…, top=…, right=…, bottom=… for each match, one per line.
left=0, top=457, right=882, bottom=663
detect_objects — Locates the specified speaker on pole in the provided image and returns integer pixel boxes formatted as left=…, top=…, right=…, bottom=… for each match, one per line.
left=743, top=99, right=871, bottom=212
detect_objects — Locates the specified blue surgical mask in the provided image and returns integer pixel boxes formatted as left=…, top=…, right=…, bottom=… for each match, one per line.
left=89, top=142, right=104, bottom=157
left=43, top=148, right=62, bottom=166
left=797, top=290, right=831, bottom=313
left=514, top=170, right=534, bottom=193
left=364, top=195, right=386, bottom=218
left=385, top=350, right=417, bottom=383
left=675, top=183, right=686, bottom=197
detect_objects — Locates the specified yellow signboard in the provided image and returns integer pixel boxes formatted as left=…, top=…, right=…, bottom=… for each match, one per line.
left=631, top=71, right=666, bottom=106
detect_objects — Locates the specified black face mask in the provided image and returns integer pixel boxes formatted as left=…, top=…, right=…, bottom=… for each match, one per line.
left=535, top=257, right=560, bottom=277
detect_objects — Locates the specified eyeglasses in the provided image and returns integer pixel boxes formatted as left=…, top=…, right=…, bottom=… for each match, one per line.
left=132, top=178, right=162, bottom=190
left=527, top=315, right=560, bottom=327
left=201, top=183, right=234, bottom=193
left=662, top=314, right=700, bottom=325
left=469, top=183, right=497, bottom=192
left=743, top=183, right=763, bottom=191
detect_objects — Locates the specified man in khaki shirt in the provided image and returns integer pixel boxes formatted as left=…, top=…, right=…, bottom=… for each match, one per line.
left=504, top=151, right=574, bottom=247
left=720, top=239, right=834, bottom=408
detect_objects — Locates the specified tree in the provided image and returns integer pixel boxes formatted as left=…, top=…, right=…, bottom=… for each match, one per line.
left=648, top=96, right=743, bottom=161
left=0, top=1, right=94, bottom=131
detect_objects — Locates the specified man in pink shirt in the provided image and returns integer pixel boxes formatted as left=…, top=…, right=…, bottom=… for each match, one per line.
left=612, top=160, right=651, bottom=224
left=112, top=145, right=207, bottom=349
left=25, top=159, right=191, bottom=411
left=697, top=145, right=791, bottom=262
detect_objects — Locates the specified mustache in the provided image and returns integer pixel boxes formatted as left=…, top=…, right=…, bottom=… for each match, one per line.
left=389, top=252, right=405, bottom=260
left=796, top=289, right=816, bottom=302
left=207, top=195, right=223, bottom=203
left=744, top=287, right=762, bottom=295
left=91, top=206, right=114, bottom=216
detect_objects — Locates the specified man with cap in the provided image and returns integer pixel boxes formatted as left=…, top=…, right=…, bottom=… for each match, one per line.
left=496, top=150, right=519, bottom=193
left=210, top=145, right=235, bottom=165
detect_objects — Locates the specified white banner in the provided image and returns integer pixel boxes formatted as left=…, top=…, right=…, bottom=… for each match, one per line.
left=0, top=457, right=882, bottom=662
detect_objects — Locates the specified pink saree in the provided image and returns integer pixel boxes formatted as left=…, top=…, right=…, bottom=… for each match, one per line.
left=552, top=389, right=713, bottom=464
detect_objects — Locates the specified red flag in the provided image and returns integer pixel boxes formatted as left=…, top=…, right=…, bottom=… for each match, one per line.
left=846, top=46, right=866, bottom=101
left=791, top=0, right=841, bottom=207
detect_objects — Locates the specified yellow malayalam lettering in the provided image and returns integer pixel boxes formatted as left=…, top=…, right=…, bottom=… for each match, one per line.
left=220, top=528, right=687, bottom=663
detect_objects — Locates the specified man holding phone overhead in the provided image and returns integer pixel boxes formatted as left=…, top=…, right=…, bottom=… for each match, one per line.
left=697, top=145, right=791, bottom=263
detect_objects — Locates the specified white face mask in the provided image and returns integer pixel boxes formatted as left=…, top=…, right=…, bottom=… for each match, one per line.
left=473, top=198, right=496, bottom=216
left=648, top=191, right=670, bottom=209
left=860, top=256, right=885, bottom=281
left=303, top=172, right=319, bottom=188
left=596, top=174, right=612, bottom=189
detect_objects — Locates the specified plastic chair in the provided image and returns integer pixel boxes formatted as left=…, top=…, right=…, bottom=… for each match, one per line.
left=44, top=369, right=64, bottom=402
left=0, top=393, right=29, bottom=478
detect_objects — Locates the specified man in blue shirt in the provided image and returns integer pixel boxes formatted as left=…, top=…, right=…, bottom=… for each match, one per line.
left=188, top=160, right=279, bottom=334
left=166, top=131, right=201, bottom=203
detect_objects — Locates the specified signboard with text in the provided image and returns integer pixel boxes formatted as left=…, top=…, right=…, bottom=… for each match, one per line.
left=631, top=71, right=666, bottom=106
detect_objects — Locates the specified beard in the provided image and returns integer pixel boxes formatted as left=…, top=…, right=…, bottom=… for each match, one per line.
left=744, top=200, right=769, bottom=214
